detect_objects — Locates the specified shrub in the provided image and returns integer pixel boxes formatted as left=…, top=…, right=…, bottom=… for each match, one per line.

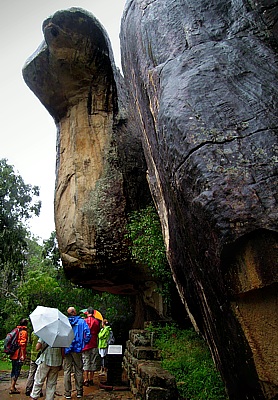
left=126, top=205, right=174, bottom=304
left=147, top=323, right=228, bottom=400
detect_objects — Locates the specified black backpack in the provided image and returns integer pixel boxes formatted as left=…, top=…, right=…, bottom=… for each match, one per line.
left=3, top=328, right=20, bottom=355
left=107, top=330, right=115, bottom=345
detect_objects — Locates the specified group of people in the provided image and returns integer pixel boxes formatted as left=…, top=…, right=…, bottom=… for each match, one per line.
left=8, top=307, right=114, bottom=400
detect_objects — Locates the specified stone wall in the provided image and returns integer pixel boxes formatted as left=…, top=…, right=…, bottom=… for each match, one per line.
left=123, top=329, right=179, bottom=400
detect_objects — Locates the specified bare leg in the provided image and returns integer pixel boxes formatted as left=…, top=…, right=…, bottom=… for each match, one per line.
left=10, top=377, right=17, bottom=392
left=89, top=371, right=94, bottom=384
left=83, top=370, right=89, bottom=385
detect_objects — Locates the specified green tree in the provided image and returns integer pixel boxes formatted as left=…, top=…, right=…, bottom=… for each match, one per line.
left=42, top=231, right=61, bottom=267
left=0, top=201, right=133, bottom=342
left=0, top=159, right=41, bottom=296
left=126, top=205, right=173, bottom=303
left=18, top=270, right=62, bottom=311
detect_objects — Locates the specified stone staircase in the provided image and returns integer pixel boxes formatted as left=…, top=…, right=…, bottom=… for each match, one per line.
left=122, top=329, right=179, bottom=400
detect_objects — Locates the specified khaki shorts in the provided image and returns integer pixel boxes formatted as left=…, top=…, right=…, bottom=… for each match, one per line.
left=82, top=348, right=101, bottom=372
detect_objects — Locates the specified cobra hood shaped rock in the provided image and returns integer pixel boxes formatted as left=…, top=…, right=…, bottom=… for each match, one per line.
left=23, top=8, right=153, bottom=295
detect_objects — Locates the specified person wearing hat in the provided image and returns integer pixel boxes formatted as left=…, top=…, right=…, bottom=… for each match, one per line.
left=82, top=307, right=101, bottom=386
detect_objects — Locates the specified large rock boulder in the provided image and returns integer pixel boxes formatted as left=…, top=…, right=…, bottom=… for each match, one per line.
left=120, top=0, right=278, bottom=399
left=22, top=8, right=154, bottom=296
left=22, top=2, right=278, bottom=399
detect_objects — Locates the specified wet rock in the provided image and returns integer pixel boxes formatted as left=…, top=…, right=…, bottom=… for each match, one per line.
left=120, top=0, right=278, bottom=398
left=23, top=8, right=153, bottom=296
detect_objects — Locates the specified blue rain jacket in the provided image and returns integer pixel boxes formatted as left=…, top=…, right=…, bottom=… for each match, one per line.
left=65, top=315, right=91, bottom=354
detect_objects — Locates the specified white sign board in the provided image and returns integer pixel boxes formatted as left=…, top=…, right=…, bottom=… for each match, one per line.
left=108, top=345, right=122, bottom=354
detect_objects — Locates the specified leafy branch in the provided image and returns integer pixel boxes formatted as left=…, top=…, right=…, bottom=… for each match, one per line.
left=125, top=205, right=173, bottom=303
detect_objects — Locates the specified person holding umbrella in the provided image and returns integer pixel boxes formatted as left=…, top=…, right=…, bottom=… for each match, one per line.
left=29, top=305, right=75, bottom=400
left=30, top=338, right=63, bottom=400
left=64, top=306, right=91, bottom=399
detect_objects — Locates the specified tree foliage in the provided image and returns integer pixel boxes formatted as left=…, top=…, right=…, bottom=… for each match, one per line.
left=0, top=246, right=133, bottom=357
left=0, top=159, right=41, bottom=294
left=126, top=205, right=173, bottom=303
left=0, top=231, right=133, bottom=341
left=0, top=159, right=41, bottom=222
left=42, top=231, right=61, bottom=267
left=0, top=159, right=133, bottom=341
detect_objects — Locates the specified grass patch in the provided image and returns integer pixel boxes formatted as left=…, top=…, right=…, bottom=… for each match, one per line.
left=147, top=324, right=228, bottom=400
left=0, top=359, right=11, bottom=371
left=0, top=360, right=29, bottom=371
left=0, top=359, right=29, bottom=371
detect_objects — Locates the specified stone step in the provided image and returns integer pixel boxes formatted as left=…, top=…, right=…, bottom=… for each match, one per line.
left=123, top=329, right=179, bottom=399
left=129, top=329, right=156, bottom=346
left=126, top=341, right=161, bottom=360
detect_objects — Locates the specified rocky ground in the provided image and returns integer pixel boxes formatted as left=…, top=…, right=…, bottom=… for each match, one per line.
left=0, top=369, right=135, bottom=400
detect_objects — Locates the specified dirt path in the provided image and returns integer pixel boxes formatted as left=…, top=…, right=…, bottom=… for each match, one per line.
left=0, top=370, right=135, bottom=400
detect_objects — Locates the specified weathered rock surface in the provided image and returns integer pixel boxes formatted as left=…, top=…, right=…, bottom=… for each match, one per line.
left=120, top=0, right=278, bottom=399
left=22, top=8, right=154, bottom=296
left=22, top=2, right=278, bottom=400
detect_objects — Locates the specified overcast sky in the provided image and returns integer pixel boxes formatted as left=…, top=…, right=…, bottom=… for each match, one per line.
left=0, top=0, right=126, bottom=242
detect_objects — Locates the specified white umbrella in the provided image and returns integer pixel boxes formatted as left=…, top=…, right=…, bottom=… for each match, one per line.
left=30, top=306, right=74, bottom=347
